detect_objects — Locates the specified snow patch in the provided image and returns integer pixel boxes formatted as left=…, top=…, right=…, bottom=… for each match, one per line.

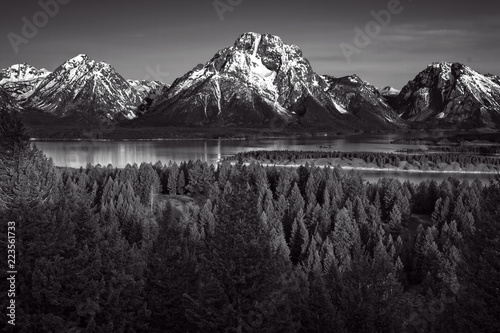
left=332, top=98, right=348, bottom=114
left=252, top=34, right=261, bottom=57
left=248, top=54, right=275, bottom=81
left=212, top=76, right=222, bottom=115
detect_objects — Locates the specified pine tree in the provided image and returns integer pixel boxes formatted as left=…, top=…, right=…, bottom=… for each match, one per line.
left=300, top=271, right=342, bottom=332
left=332, top=208, right=360, bottom=273
left=216, top=160, right=231, bottom=189
left=177, top=168, right=186, bottom=195
left=275, top=168, right=294, bottom=198
left=343, top=170, right=365, bottom=203
left=145, top=202, right=198, bottom=332
left=432, top=196, right=451, bottom=228
left=185, top=175, right=294, bottom=332
left=353, top=196, right=368, bottom=225
left=167, top=162, right=179, bottom=195
left=186, top=160, right=204, bottom=194
left=0, top=112, right=56, bottom=211
left=138, top=162, right=161, bottom=209
left=388, top=204, right=403, bottom=233
left=284, top=183, right=305, bottom=242
left=290, top=209, right=309, bottom=265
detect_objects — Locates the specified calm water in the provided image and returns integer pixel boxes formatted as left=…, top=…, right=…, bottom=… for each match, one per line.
left=33, top=132, right=496, bottom=184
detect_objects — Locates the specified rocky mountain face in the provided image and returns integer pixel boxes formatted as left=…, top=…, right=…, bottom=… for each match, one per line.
left=323, top=75, right=405, bottom=126
left=0, top=86, right=17, bottom=110
left=0, top=63, right=49, bottom=82
left=379, top=86, right=400, bottom=109
left=127, top=79, right=166, bottom=96
left=396, top=62, right=500, bottom=128
left=2, top=34, right=498, bottom=132
left=485, top=73, right=500, bottom=86
left=146, top=32, right=400, bottom=130
left=0, top=64, right=50, bottom=103
left=127, top=79, right=169, bottom=114
left=21, top=55, right=146, bottom=121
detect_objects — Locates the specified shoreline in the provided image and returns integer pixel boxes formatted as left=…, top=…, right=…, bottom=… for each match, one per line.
left=27, top=129, right=423, bottom=142
left=229, top=161, right=500, bottom=175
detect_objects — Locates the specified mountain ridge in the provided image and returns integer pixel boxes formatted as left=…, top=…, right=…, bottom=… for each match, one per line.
left=1, top=33, right=499, bottom=133
left=144, top=32, right=402, bottom=131
left=22, top=54, right=149, bottom=121
left=396, top=62, right=500, bottom=128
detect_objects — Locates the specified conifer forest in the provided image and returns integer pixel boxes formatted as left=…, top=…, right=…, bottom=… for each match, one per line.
left=1, top=110, right=500, bottom=332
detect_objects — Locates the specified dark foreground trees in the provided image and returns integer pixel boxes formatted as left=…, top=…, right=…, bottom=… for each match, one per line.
left=1, top=112, right=499, bottom=332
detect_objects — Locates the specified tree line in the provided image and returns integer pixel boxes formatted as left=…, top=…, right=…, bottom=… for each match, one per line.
left=397, top=146, right=500, bottom=155
left=227, top=149, right=500, bottom=169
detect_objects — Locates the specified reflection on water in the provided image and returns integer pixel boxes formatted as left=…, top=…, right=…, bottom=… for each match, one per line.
left=33, top=132, right=496, bottom=184
left=34, top=133, right=431, bottom=168
left=34, top=140, right=226, bottom=168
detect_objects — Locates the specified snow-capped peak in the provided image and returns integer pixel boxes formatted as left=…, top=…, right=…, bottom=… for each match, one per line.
left=69, top=53, right=90, bottom=63
left=379, top=86, right=400, bottom=96
left=163, top=32, right=318, bottom=114
left=397, top=61, right=500, bottom=127
left=60, top=54, right=112, bottom=73
left=23, top=54, right=144, bottom=120
left=0, top=63, right=51, bottom=102
left=148, top=32, right=402, bottom=130
left=0, top=63, right=50, bottom=84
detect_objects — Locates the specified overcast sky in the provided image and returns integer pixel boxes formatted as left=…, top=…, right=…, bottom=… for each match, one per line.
left=1, top=0, right=499, bottom=89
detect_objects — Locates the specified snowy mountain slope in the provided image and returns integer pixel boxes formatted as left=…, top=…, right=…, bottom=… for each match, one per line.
left=128, top=79, right=169, bottom=113
left=22, top=55, right=145, bottom=121
left=322, top=75, right=405, bottom=126
left=0, top=64, right=50, bottom=102
left=0, top=63, right=50, bottom=83
left=147, top=32, right=400, bottom=130
left=127, top=79, right=167, bottom=95
left=379, top=86, right=400, bottom=97
left=485, top=73, right=500, bottom=87
left=379, top=86, right=401, bottom=110
left=4, top=39, right=497, bottom=132
left=396, top=62, right=500, bottom=127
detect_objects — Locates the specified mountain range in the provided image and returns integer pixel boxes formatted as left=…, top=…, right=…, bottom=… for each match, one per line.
left=1, top=32, right=500, bottom=133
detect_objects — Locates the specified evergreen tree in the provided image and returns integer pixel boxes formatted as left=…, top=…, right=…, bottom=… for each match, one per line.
left=290, top=209, right=309, bottom=265
left=145, top=203, right=198, bottom=332
left=0, top=111, right=56, bottom=211
left=332, top=208, right=360, bottom=273
left=167, top=162, right=179, bottom=195
left=177, top=168, right=186, bottom=195
left=388, top=204, right=403, bottom=233
left=185, top=174, right=294, bottom=332
left=138, top=162, right=161, bottom=210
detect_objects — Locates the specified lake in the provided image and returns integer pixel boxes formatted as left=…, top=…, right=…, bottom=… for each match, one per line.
left=33, top=132, right=497, bottom=184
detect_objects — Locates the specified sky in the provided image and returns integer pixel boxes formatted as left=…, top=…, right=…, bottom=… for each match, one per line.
left=1, top=0, right=499, bottom=89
